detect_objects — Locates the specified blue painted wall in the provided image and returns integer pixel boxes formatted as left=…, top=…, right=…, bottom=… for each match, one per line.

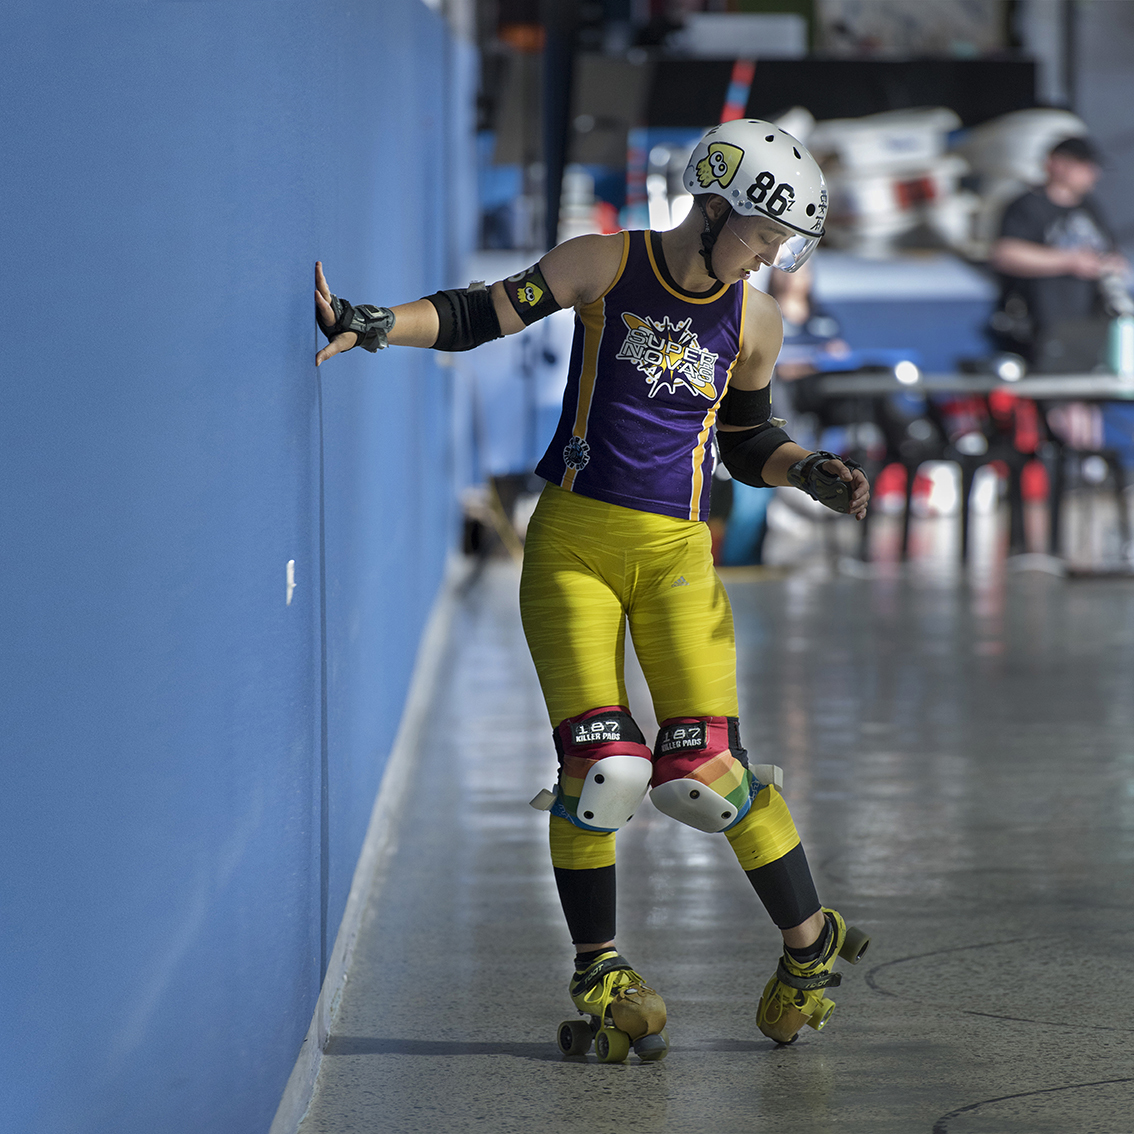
left=0, top=4, right=471, bottom=1132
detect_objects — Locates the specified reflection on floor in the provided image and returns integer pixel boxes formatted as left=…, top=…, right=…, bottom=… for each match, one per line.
left=760, top=481, right=1134, bottom=576
left=298, top=506, right=1134, bottom=1134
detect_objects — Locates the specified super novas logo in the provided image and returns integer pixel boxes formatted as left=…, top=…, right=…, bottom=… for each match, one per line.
left=616, top=312, right=720, bottom=400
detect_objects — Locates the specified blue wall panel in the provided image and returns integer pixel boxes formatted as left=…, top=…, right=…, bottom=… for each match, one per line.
left=0, top=4, right=465, bottom=1132
left=820, top=299, right=996, bottom=372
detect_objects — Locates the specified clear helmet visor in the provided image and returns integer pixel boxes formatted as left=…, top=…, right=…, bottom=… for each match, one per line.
left=769, top=231, right=821, bottom=273
left=726, top=213, right=821, bottom=274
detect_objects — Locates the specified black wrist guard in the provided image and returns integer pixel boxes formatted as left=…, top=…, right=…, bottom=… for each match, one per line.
left=716, top=421, right=792, bottom=487
left=787, top=451, right=864, bottom=514
left=717, top=384, right=771, bottom=428
left=425, top=282, right=504, bottom=352
left=318, top=294, right=395, bottom=352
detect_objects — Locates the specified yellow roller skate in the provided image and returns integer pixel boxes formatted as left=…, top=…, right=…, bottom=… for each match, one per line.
left=756, top=908, right=870, bottom=1045
left=555, top=950, right=668, bottom=1063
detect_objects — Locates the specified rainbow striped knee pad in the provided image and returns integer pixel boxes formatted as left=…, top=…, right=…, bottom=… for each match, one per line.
left=530, top=707, right=781, bottom=834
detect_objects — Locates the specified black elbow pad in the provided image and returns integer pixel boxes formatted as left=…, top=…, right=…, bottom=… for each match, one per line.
left=425, top=282, right=503, bottom=352
left=717, top=384, right=771, bottom=428
left=717, top=422, right=793, bottom=487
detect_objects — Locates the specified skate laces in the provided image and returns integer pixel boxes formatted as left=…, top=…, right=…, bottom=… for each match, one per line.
left=759, top=978, right=794, bottom=1022
left=570, top=952, right=656, bottom=1014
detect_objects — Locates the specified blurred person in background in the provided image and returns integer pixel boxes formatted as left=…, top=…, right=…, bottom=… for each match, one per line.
left=990, top=136, right=1134, bottom=469
left=990, top=136, right=1126, bottom=372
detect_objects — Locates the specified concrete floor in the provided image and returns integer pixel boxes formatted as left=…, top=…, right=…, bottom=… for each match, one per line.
left=298, top=523, right=1134, bottom=1134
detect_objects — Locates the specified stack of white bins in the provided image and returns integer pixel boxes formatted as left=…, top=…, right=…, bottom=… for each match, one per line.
left=807, top=107, right=975, bottom=257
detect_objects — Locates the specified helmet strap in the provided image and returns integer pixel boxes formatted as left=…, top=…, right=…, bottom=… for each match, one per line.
left=697, top=199, right=732, bottom=281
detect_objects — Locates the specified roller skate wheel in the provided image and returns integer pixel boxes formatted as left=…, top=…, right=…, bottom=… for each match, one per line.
left=839, top=926, right=871, bottom=965
left=595, top=1026, right=631, bottom=1063
left=809, top=998, right=836, bottom=1032
left=632, top=1028, right=669, bottom=1062
left=557, top=1018, right=593, bottom=1056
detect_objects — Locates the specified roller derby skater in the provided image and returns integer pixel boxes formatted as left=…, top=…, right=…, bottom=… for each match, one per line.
left=315, top=119, right=871, bottom=1060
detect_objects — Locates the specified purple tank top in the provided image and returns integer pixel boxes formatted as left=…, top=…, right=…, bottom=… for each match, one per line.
left=535, top=229, right=748, bottom=522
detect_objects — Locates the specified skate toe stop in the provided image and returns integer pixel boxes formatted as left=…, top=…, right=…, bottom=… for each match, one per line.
left=632, top=1031, right=669, bottom=1061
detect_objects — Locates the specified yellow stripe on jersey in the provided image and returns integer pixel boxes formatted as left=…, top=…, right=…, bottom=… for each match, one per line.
left=686, top=282, right=748, bottom=518
left=688, top=404, right=718, bottom=520
left=562, top=232, right=631, bottom=493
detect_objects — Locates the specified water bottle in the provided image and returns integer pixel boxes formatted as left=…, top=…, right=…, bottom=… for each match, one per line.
left=1100, top=273, right=1134, bottom=382
left=1110, top=315, right=1134, bottom=381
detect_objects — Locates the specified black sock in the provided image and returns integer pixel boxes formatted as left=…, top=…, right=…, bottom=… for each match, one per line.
left=573, top=947, right=613, bottom=970
left=785, top=914, right=832, bottom=964
left=744, top=843, right=821, bottom=929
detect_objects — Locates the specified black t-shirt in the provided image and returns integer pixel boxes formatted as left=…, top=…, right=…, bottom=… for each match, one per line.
left=997, top=189, right=1114, bottom=332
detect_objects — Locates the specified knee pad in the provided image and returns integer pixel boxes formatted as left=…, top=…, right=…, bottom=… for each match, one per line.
left=649, top=717, right=771, bottom=834
left=530, top=707, right=653, bottom=832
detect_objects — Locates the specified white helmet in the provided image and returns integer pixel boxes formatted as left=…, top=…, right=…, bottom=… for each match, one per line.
left=682, top=119, right=827, bottom=273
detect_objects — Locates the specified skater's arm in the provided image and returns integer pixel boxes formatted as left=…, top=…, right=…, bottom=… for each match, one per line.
left=517, top=232, right=629, bottom=314
left=729, top=436, right=869, bottom=518
left=717, top=288, right=783, bottom=399
left=315, top=236, right=625, bottom=366
left=716, top=288, right=869, bottom=518
left=315, top=262, right=438, bottom=365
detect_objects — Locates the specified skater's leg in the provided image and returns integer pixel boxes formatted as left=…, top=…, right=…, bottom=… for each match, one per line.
left=550, top=814, right=616, bottom=948
left=723, top=799, right=821, bottom=930
left=727, top=787, right=870, bottom=1042
left=617, top=518, right=868, bottom=1042
left=521, top=489, right=631, bottom=945
left=544, top=704, right=653, bottom=958
left=522, top=488, right=677, bottom=1059
left=549, top=772, right=669, bottom=1059
left=620, top=518, right=827, bottom=946
left=624, top=521, right=739, bottom=723
left=520, top=486, right=631, bottom=724
left=781, top=910, right=827, bottom=950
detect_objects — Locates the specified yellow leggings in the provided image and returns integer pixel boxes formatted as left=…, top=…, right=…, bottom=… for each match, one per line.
left=520, top=483, right=800, bottom=874
left=520, top=483, right=738, bottom=724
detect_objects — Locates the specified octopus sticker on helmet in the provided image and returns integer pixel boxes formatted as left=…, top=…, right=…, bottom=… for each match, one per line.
left=695, top=143, right=744, bottom=191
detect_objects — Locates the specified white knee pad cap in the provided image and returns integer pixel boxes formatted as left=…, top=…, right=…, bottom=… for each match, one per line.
left=650, top=780, right=740, bottom=834
left=575, top=755, right=652, bottom=829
